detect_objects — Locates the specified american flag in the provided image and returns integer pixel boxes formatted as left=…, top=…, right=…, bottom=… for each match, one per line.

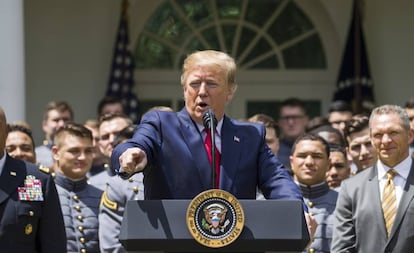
left=106, top=0, right=139, bottom=123
left=333, top=0, right=375, bottom=114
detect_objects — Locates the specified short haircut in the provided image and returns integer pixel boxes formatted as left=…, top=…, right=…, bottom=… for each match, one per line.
left=291, top=132, right=330, bottom=157
left=54, top=123, right=92, bottom=148
left=279, top=97, right=306, bottom=114
left=97, top=96, right=125, bottom=116
left=8, top=124, right=36, bottom=148
left=181, top=50, right=237, bottom=91
left=369, top=104, right=411, bottom=131
left=98, top=113, right=133, bottom=127
left=247, top=113, right=278, bottom=135
left=344, top=114, right=369, bottom=139
left=328, top=100, right=353, bottom=113
left=306, top=116, right=329, bottom=132
left=43, top=101, right=74, bottom=120
left=309, top=124, right=346, bottom=147
left=329, top=144, right=347, bottom=159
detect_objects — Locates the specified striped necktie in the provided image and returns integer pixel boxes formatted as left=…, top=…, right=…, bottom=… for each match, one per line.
left=382, top=169, right=398, bottom=237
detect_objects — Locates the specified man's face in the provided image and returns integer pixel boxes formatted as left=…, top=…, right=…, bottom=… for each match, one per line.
left=6, top=131, right=36, bottom=163
left=52, top=135, right=94, bottom=180
left=42, top=109, right=73, bottom=141
left=278, top=106, right=308, bottom=140
left=370, top=113, right=413, bottom=167
left=98, top=118, right=130, bottom=157
left=183, top=66, right=235, bottom=125
left=265, top=127, right=279, bottom=156
left=326, top=151, right=350, bottom=189
left=84, top=125, right=105, bottom=164
left=290, top=139, right=330, bottom=186
left=328, top=111, right=353, bottom=134
left=347, top=127, right=377, bottom=171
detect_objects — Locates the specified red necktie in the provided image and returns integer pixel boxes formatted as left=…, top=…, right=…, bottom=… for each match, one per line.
left=204, top=129, right=221, bottom=188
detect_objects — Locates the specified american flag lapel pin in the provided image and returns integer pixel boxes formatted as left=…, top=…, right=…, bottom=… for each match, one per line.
left=10, top=171, right=17, bottom=176
left=233, top=136, right=240, bottom=142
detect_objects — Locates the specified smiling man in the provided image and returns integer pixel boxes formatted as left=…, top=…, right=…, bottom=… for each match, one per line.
left=52, top=123, right=102, bottom=252
left=332, top=105, right=414, bottom=252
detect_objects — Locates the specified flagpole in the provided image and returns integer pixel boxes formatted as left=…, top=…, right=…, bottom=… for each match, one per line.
left=353, top=0, right=362, bottom=114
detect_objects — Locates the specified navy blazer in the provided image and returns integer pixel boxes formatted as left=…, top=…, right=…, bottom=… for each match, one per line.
left=112, top=108, right=302, bottom=201
left=0, top=155, right=66, bottom=253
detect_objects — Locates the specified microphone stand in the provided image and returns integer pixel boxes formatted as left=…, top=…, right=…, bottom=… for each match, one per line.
left=203, top=109, right=217, bottom=189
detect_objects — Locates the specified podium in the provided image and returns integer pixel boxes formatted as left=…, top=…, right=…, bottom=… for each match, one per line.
left=120, top=199, right=309, bottom=252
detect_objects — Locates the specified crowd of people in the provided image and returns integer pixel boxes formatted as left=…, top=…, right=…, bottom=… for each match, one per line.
left=1, top=49, right=414, bottom=253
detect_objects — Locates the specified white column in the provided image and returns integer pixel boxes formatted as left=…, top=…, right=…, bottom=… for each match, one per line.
left=0, top=0, right=25, bottom=121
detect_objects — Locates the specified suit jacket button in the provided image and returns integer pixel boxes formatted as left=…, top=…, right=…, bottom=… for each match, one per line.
left=77, top=215, right=83, bottom=221
left=73, top=195, right=79, bottom=202
left=79, top=237, right=85, bottom=244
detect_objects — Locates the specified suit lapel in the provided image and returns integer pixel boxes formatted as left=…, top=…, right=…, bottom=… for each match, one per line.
left=366, top=166, right=388, bottom=238
left=0, top=156, right=26, bottom=204
left=176, top=109, right=213, bottom=189
left=220, top=117, right=242, bottom=191
left=389, top=160, right=414, bottom=238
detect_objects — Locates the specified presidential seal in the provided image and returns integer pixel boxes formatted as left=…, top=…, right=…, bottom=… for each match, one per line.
left=186, top=189, right=244, bottom=248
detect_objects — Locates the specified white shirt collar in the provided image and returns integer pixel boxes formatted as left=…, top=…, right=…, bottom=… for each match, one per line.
left=0, top=150, right=7, bottom=176
left=377, top=155, right=412, bottom=181
left=197, top=117, right=223, bottom=137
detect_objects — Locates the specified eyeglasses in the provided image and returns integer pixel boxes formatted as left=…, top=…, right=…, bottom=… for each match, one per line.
left=279, top=115, right=305, bottom=121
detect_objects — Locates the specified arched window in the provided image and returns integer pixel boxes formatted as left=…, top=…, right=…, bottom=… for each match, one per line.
left=131, top=0, right=339, bottom=119
left=135, top=0, right=326, bottom=70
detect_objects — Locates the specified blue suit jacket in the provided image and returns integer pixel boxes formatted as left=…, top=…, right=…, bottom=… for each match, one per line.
left=112, top=108, right=302, bottom=200
left=0, top=154, right=66, bottom=253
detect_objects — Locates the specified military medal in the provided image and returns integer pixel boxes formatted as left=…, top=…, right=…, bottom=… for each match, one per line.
left=18, top=175, right=44, bottom=201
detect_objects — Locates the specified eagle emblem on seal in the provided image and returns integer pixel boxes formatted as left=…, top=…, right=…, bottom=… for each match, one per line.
left=202, top=203, right=230, bottom=234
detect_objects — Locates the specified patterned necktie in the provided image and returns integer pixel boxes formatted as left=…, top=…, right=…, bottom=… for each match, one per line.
left=204, top=129, right=221, bottom=188
left=382, top=169, right=398, bottom=237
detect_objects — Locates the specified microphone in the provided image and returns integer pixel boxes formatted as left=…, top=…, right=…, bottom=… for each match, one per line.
left=202, top=109, right=218, bottom=188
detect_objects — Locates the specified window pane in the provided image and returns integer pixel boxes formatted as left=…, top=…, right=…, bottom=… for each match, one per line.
left=282, top=34, right=326, bottom=69
left=245, top=0, right=283, bottom=27
left=267, top=1, right=314, bottom=45
left=217, top=0, right=242, bottom=19
left=135, top=35, right=175, bottom=69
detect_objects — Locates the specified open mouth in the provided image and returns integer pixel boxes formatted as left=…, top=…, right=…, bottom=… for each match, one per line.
left=198, top=102, right=209, bottom=109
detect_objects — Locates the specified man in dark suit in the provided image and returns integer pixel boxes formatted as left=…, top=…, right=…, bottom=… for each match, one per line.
left=0, top=106, right=66, bottom=253
left=331, top=104, right=414, bottom=252
left=112, top=50, right=303, bottom=200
